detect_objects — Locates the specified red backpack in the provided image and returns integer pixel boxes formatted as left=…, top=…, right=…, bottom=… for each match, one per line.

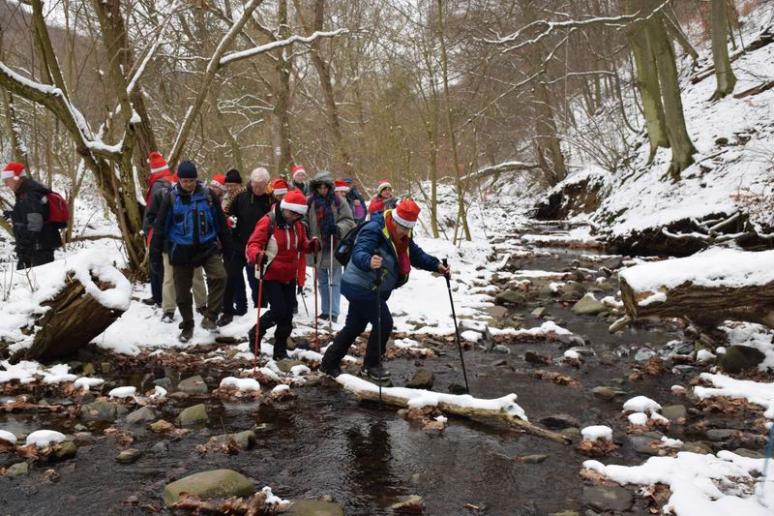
left=46, top=191, right=70, bottom=229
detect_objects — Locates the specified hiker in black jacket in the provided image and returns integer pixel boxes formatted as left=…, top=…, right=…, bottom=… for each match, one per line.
left=2, top=162, right=62, bottom=269
left=219, top=167, right=272, bottom=326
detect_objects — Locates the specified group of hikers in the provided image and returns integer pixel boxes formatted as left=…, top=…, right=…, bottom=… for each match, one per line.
left=1, top=155, right=448, bottom=382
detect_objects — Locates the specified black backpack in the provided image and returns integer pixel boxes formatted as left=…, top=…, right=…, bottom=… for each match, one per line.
left=334, top=221, right=367, bottom=266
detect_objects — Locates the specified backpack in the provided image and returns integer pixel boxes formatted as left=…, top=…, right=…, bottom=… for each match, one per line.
left=334, top=221, right=367, bottom=266
left=166, top=185, right=218, bottom=246
left=45, top=192, right=70, bottom=229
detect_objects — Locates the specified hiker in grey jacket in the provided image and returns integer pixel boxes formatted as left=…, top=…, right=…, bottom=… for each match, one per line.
left=304, top=170, right=356, bottom=323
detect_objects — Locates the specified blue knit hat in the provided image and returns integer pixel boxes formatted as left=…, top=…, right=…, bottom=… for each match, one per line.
left=177, top=160, right=198, bottom=179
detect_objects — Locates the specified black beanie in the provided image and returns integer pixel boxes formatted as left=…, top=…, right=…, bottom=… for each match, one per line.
left=225, top=168, right=242, bottom=184
left=178, top=160, right=198, bottom=179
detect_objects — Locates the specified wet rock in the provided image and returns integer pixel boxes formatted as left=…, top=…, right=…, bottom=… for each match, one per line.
left=6, top=462, right=29, bottom=477
left=151, top=440, right=170, bottom=455
left=126, top=406, right=158, bottom=425
left=81, top=363, right=96, bottom=376
left=531, top=307, right=547, bottom=318
left=177, top=375, right=208, bottom=394
left=406, top=369, right=434, bottom=390
left=176, top=404, right=209, bottom=426
left=539, top=414, right=580, bottom=430
left=571, top=294, right=606, bottom=316
left=485, top=306, right=509, bottom=320
left=591, top=386, right=617, bottom=401
left=495, top=290, right=527, bottom=307
left=706, top=429, right=736, bottom=442
left=448, top=383, right=468, bottom=395
left=390, top=494, right=425, bottom=513
left=559, top=282, right=586, bottom=302
left=560, top=427, right=581, bottom=443
left=634, top=348, right=656, bottom=362
left=277, top=359, right=305, bottom=374
left=492, top=344, right=511, bottom=354
left=733, top=448, right=765, bottom=458
left=73, top=424, right=88, bottom=432
left=162, top=469, right=254, bottom=506
left=582, top=486, right=633, bottom=512
left=518, top=454, right=549, bottom=464
left=719, top=346, right=765, bottom=373
left=149, top=419, right=174, bottom=432
left=82, top=400, right=125, bottom=422
left=524, top=350, right=550, bottom=365
left=73, top=432, right=95, bottom=446
left=116, top=448, right=142, bottom=464
left=661, top=405, right=687, bottom=422
left=628, top=435, right=660, bottom=456
left=683, top=441, right=713, bottom=454
left=154, top=377, right=173, bottom=391
left=557, top=334, right=587, bottom=350
left=549, top=512, right=579, bottom=516
left=53, top=441, right=78, bottom=460
left=288, top=500, right=345, bottom=516
left=209, top=430, right=256, bottom=450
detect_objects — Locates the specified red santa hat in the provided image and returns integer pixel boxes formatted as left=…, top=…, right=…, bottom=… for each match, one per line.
left=280, top=189, right=308, bottom=215
left=210, top=174, right=227, bottom=192
left=334, top=179, right=350, bottom=193
left=290, top=165, right=307, bottom=182
left=271, top=178, right=289, bottom=196
left=2, top=162, right=26, bottom=180
left=147, top=151, right=170, bottom=175
left=377, top=179, right=392, bottom=194
left=392, top=198, right=420, bottom=229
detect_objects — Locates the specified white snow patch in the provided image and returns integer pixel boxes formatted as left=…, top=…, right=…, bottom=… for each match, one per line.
left=628, top=412, right=649, bottom=426
left=271, top=384, right=290, bottom=394
left=696, top=349, right=716, bottom=362
left=73, top=377, right=105, bottom=390
left=290, top=365, right=311, bottom=377
left=623, top=395, right=662, bottom=415
left=25, top=430, right=66, bottom=448
left=0, top=430, right=17, bottom=444
left=461, top=330, right=481, bottom=343
left=581, top=425, right=612, bottom=442
left=694, top=373, right=774, bottom=419
left=220, top=377, right=261, bottom=392
left=108, top=386, right=137, bottom=399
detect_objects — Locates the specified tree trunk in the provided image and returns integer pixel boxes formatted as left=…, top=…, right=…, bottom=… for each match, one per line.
left=272, top=0, right=293, bottom=177
left=709, top=0, right=737, bottom=100
left=645, top=9, right=697, bottom=179
left=1, top=91, right=28, bottom=165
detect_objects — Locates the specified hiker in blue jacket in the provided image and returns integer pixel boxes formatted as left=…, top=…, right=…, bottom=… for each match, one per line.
left=320, top=198, right=448, bottom=381
left=150, top=161, right=233, bottom=342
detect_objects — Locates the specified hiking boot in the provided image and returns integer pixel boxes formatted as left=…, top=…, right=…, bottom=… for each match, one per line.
left=201, top=317, right=217, bottom=331
left=196, top=305, right=207, bottom=316
left=319, top=365, right=342, bottom=378
left=216, top=313, right=233, bottom=327
left=318, top=313, right=337, bottom=323
left=361, top=364, right=390, bottom=382
left=161, top=312, right=175, bottom=324
left=178, top=321, right=195, bottom=342
left=142, top=297, right=157, bottom=306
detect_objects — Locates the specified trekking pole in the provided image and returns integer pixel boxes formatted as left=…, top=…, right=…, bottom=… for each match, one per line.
left=300, top=290, right=309, bottom=316
left=253, top=259, right=266, bottom=371
left=328, top=234, right=334, bottom=331
left=312, top=252, right=319, bottom=350
left=443, top=258, right=470, bottom=394
left=374, top=255, right=384, bottom=405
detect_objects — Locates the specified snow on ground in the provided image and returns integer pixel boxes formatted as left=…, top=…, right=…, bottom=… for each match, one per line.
left=721, top=322, right=774, bottom=371
left=581, top=425, right=613, bottom=442
left=584, top=451, right=774, bottom=515
left=25, top=430, right=66, bottom=448
left=619, top=248, right=774, bottom=295
left=695, top=373, right=774, bottom=419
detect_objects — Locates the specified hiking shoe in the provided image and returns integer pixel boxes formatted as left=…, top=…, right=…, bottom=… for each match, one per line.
left=201, top=317, right=217, bottom=331
left=161, top=312, right=175, bottom=323
left=142, top=297, right=157, bottom=306
left=178, top=321, right=194, bottom=342
left=361, top=365, right=390, bottom=382
left=319, top=365, right=342, bottom=378
left=216, top=313, right=233, bottom=327
left=196, top=305, right=207, bottom=316
left=318, top=313, right=337, bottom=323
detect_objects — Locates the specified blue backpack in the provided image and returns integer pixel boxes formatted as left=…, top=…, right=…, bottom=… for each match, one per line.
left=166, top=184, right=218, bottom=249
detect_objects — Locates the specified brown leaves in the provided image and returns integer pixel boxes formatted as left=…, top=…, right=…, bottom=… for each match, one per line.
left=197, top=436, right=241, bottom=456
left=170, top=492, right=270, bottom=515
left=698, top=396, right=756, bottom=415
left=401, top=406, right=447, bottom=432
left=103, top=427, right=134, bottom=447
left=576, top=439, right=618, bottom=458
left=533, top=369, right=579, bottom=387
left=629, top=357, right=666, bottom=382
left=579, top=467, right=611, bottom=484
left=1, top=396, right=65, bottom=413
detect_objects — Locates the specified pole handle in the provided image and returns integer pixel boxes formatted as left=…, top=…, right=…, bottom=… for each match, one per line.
left=442, top=257, right=451, bottom=280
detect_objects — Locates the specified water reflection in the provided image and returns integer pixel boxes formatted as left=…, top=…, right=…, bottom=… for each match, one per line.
left=345, top=419, right=402, bottom=507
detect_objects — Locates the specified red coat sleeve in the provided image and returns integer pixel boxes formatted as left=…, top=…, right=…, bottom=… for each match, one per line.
left=245, top=215, right=271, bottom=265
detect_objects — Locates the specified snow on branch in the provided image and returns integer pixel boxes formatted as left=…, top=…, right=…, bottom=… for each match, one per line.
left=219, top=29, right=349, bottom=66
left=486, top=0, right=670, bottom=52
left=127, top=0, right=184, bottom=95
left=461, top=160, right=540, bottom=182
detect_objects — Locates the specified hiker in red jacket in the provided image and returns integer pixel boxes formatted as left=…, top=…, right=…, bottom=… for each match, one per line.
left=367, top=179, right=397, bottom=215
left=245, top=189, right=321, bottom=360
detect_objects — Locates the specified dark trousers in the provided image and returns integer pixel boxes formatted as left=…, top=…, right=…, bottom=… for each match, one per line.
left=150, top=260, right=163, bottom=304
left=174, top=253, right=227, bottom=322
left=223, top=252, right=263, bottom=315
left=321, top=294, right=393, bottom=370
left=16, top=248, right=54, bottom=270
left=249, top=280, right=296, bottom=360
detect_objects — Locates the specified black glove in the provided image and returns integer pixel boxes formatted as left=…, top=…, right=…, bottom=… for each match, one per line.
left=309, top=237, right=322, bottom=254
left=297, top=285, right=304, bottom=295
left=2, top=210, right=12, bottom=220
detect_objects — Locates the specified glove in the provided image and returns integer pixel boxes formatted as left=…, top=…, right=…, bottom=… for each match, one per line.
left=297, top=285, right=304, bottom=295
left=309, top=237, right=322, bottom=254
left=2, top=210, right=12, bottom=220
left=253, top=251, right=266, bottom=267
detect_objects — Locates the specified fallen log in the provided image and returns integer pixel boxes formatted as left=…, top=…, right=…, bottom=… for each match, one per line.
left=618, top=248, right=774, bottom=329
left=336, top=374, right=570, bottom=444
left=9, top=252, right=131, bottom=363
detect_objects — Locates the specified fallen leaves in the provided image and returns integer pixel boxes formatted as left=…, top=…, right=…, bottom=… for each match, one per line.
left=533, top=370, right=579, bottom=387
left=576, top=439, right=618, bottom=458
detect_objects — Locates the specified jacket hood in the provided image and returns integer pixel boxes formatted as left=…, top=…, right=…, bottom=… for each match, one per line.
left=309, top=170, right=334, bottom=189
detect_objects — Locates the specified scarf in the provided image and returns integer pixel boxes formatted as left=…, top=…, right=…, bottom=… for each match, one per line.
left=312, top=191, right=338, bottom=243
left=386, top=211, right=411, bottom=277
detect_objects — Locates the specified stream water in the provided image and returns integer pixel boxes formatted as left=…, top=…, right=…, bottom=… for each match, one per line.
left=0, top=222, right=722, bottom=515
